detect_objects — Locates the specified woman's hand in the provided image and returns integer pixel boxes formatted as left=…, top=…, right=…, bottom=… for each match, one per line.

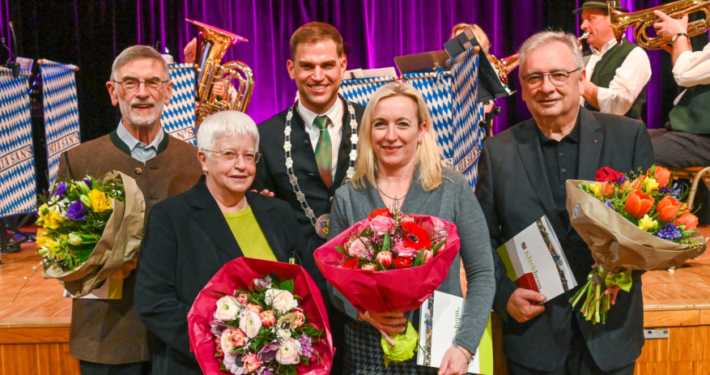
left=438, top=346, right=470, bottom=375
left=358, top=310, right=406, bottom=345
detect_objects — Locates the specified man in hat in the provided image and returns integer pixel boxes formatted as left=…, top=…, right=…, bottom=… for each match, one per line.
left=574, top=0, right=652, bottom=119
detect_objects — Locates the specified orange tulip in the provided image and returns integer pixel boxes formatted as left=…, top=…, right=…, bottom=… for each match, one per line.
left=602, top=182, right=615, bottom=198
left=625, top=190, right=654, bottom=218
left=657, top=196, right=680, bottom=222
left=653, top=166, right=671, bottom=187
left=674, top=213, right=698, bottom=231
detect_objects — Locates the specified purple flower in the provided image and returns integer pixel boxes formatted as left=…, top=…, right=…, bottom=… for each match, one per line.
left=261, top=370, right=274, bottom=375
left=257, top=341, right=279, bottom=362
left=210, top=320, right=227, bottom=338
left=656, top=223, right=683, bottom=241
left=617, top=176, right=627, bottom=184
left=299, top=335, right=314, bottom=359
left=83, top=178, right=92, bottom=189
left=53, top=182, right=67, bottom=197
left=604, top=201, right=613, bottom=210
left=67, top=200, right=87, bottom=221
left=253, top=276, right=272, bottom=290
left=661, top=183, right=682, bottom=197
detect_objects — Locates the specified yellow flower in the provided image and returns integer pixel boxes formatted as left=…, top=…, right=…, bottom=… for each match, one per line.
left=644, top=177, right=659, bottom=193
left=638, top=215, right=658, bottom=232
left=36, top=204, right=50, bottom=225
left=88, top=190, right=113, bottom=213
left=589, top=183, right=603, bottom=197
left=44, top=210, right=64, bottom=230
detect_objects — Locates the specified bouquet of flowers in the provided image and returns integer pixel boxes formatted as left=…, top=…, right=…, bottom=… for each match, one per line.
left=314, top=209, right=460, bottom=365
left=566, top=166, right=706, bottom=324
left=188, top=257, right=333, bottom=375
left=36, top=171, right=145, bottom=297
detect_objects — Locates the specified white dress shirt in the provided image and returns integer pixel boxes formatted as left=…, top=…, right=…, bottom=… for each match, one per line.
left=297, top=98, right=344, bottom=177
left=673, top=43, right=710, bottom=105
left=581, top=38, right=652, bottom=115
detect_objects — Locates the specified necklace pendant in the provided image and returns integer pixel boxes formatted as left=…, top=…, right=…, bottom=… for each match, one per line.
left=315, top=214, right=330, bottom=239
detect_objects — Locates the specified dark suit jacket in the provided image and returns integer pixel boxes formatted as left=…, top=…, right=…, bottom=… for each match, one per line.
left=57, top=131, right=202, bottom=364
left=475, top=108, right=654, bottom=372
left=134, top=176, right=309, bottom=375
left=253, top=97, right=365, bottom=291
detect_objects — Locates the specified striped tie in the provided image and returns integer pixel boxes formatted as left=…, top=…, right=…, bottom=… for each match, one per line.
left=313, top=115, right=332, bottom=187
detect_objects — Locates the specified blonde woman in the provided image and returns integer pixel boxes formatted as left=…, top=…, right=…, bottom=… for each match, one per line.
left=327, top=82, right=495, bottom=374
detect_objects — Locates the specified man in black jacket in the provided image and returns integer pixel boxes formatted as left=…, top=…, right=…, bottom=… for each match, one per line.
left=476, top=31, right=654, bottom=375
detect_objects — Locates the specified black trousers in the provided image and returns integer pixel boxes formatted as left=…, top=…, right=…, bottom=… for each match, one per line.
left=506, top=315, right=635, bottom=375
left=79, top=360, right=151, bottom=375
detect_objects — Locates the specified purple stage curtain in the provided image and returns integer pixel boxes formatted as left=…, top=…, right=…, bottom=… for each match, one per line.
left=0, top=0, right=702, bottom=141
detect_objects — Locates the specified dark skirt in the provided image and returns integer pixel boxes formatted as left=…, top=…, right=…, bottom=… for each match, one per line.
left=341, top=317, right=439, bottom=375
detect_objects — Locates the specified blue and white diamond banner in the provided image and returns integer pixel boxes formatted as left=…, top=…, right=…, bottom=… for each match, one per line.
left=0, top=68, right=37, bottom=217
left=448, top=48, right=486, bottom=189
left=339, top=76, right=396, bottom=106
left=40, top=59, right=81, bottom=185
left=161, top=63, right=196, bottom=146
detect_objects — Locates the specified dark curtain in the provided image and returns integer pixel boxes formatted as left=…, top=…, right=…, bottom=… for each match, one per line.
left=0, top=0, right=704, bottom=143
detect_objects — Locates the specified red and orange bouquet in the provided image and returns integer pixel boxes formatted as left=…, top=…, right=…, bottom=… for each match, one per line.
left=567, top=166, right=706, bottom=324
left=314, top=209, right=460, bottom=365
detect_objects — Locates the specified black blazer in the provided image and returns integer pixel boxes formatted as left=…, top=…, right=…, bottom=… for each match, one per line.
left=134, top=176, right=309, bottom=375
left=475, top=108, right=654, bottom=372
left=253, top=97, right=365, bottom=291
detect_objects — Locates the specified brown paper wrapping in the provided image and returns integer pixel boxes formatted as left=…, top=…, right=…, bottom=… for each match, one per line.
left=566, top=180, right=706, bottom=272
left=42, top=171, right=146, bottom=297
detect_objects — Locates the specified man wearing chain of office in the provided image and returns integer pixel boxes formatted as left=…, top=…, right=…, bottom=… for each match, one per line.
left=253, top=21, right=365, bottom=372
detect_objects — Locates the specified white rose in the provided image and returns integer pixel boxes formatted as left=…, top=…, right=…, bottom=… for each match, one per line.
left=275, top=338, right=302, bottom=365
left=265, top=289, right=298, bottom=313
left=214, top=296, right=241, bottom=321
left=220, top=329, right=235, bottom=355
left=238, top=310, right=262, bottom=338
left=68, top=233, right=82, bottom=246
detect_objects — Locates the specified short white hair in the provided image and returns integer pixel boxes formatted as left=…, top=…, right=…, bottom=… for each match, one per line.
left=518, top=31, right=584, bottom=74
left=197, top=111, right=260, bottom=156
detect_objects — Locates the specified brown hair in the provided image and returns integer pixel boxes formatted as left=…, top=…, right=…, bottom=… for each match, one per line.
left=290, top=22, right=344, bottom=58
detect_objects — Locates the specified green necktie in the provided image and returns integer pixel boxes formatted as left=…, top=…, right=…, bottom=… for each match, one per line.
left=314, top=115, right=332, bottom=187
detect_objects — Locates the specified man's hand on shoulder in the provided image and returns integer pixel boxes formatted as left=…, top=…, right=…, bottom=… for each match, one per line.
left=507, top=288, right=547, bottom=323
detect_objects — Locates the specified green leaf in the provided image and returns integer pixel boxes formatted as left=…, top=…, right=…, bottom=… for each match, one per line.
left=382, top=232, right=391, bottom=252
left=279, top=279, right=295, bottom=294
left=412, top=249, right=425, bottom=267
left=335, top=246, right=349, bottom=257
left=431, top=239, right=446, bottom=257
left=376, top=258, right=387, bottom=271
left=76, top=248, right=94, bottom=264
left=605, top=270, right=633, bottom=293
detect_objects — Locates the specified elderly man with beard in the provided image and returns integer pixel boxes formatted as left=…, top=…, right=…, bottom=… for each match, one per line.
left=57, top=45, right=202, bottom=375
left=476, top=31, right=653, bottom=374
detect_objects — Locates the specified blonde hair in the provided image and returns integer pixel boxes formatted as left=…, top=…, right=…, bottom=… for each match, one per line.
left=451, top=23, right=490, bottom=54
left=351, top=81, right=443, bottom=192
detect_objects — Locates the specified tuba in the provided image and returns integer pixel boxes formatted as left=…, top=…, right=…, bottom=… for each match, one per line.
left=609, top=0, right=710, bottom=49
left=187, top=19, right=255, bottom=124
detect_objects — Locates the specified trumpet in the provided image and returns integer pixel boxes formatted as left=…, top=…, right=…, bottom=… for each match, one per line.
left=489, top=33, right=587, bottom=86
left=609, top=0, right=710, bottom=49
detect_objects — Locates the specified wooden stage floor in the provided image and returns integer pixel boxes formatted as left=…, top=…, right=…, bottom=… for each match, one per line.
left=1, top=227, right=709, bottom=374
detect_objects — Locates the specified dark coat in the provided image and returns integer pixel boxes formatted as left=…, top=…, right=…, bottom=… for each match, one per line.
left=253, top=97, right=365, bottom=291
left=475, top=108, right=654, bottom=372
left=57, top=131, right=203, bottom=364
left=134, top=176, right=309, bottom=375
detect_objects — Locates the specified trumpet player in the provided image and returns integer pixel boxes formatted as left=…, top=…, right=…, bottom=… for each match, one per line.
left=574, top=0, right=651, bottom=119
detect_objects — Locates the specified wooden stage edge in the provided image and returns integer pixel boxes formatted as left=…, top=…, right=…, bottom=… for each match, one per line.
left=1, top=227, right=709, bottom=375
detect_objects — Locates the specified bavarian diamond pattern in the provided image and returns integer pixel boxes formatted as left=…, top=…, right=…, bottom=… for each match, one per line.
left=403, top=70, right=455, bottom=160
left=448, top=48, right=486, bottom=189
left=0, top=68, right=37, bottom=217
left=161, top=63, right=196, bottom=146
left=40, top=60, right=81, bottom=185
left=339, top=76, right=396, bottom=106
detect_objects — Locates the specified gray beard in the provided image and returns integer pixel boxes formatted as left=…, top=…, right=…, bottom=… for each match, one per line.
left=119, top=97, right=165, bottom=128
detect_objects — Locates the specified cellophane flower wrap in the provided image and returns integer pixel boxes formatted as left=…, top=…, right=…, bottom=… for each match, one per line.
left=187, top=257, right=334, bottom=375
left=566, top=166, right=706, bottom=324
left=313, top=210, right=460, bottom=365
left=37, top=171, right=145, bottom=297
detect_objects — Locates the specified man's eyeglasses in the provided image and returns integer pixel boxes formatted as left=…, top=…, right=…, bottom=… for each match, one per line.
left=521, top=69, right=581, bottom=89
left=202, top=149, right=261, bottom=164
left=113, top=78, right=169, bottom=92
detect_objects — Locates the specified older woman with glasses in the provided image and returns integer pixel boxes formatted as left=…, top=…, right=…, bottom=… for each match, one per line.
left=135, top=111, right=309, bottom=375
left=327, top=81, right=495, bottom=375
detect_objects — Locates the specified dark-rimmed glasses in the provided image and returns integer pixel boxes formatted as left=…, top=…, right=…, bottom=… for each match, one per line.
left=202, top=149, right=261, bottom=164
left=113, top=78, right=169, bottom=92
left=521, top=69, right=581, bottom=89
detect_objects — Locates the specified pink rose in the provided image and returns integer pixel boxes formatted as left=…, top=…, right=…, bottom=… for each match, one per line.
left=229, top=328, right=246, bottom=348
left=392, top=242, right=418, bottom=257
left=361, top=263, right=377, bottom=271
left=347, top=238, right=369, bottom=259
left=422, top=250, right=433, bottom=263
left=370, top=215, right=396, bottom=236
left=431, top=217, right=446, bottom=232
left=376, top=251, right=392, bottom=268
left=242, top=353, right=261, bottom=373
left=260, top=310, right=276, bottom=327
left=245, top=303, right=263, bottom=314
left=291, top=308, right=306, bottom=327
left=237, top=293, right=248, bottom=305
